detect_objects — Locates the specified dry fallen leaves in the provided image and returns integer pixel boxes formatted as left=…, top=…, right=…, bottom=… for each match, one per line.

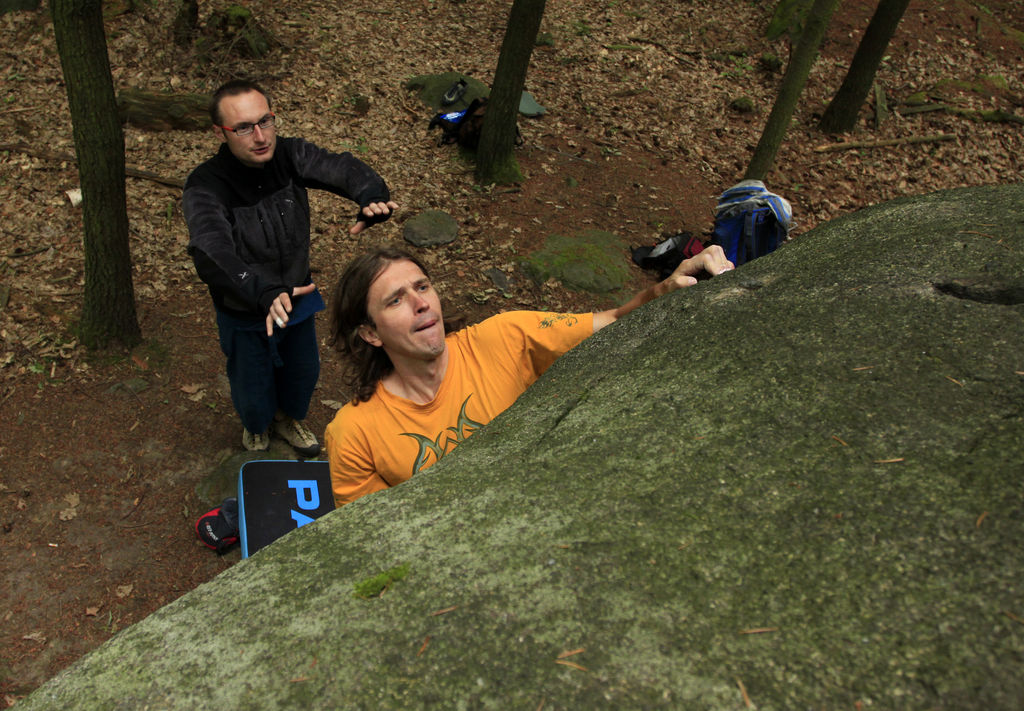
left=0, top=1, right=1020, bottom=382
left=180, top=383, right=207, bottom=402
left=59, top=492, right=80, bottom=521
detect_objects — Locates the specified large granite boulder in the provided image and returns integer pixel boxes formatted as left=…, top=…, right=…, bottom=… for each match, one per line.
left=19, top=185, right=1024, bottom=709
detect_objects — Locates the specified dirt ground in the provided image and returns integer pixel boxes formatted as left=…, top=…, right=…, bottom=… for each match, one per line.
left=1, top=0, right=1022, bottom=704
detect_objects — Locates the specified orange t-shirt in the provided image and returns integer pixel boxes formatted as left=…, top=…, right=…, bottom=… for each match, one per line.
left=326, top=311, right=593, bottom=506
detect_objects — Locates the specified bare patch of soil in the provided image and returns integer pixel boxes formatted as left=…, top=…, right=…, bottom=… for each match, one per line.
left=1, top=0, right=1022, bottom=704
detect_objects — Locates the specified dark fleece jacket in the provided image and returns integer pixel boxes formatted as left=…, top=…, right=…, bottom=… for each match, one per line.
left=184, top=137, right=390, bottom=319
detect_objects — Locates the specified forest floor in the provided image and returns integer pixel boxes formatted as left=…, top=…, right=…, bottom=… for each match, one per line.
left=1, top=0, right=1022, bottom=705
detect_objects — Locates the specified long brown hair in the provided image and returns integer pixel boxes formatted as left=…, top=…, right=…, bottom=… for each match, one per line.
left=329, top=246, right=459, bottom=403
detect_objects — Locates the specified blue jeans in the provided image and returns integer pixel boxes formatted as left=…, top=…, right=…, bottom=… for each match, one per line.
left=215, top=291, right=323, bottom=434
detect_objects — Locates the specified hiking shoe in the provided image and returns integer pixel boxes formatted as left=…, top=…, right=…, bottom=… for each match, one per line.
left=242, top=427, right=270, bottom=452
left=273, top=415, right=320, bottom=457
left=441, top=78, right=467, bottom=106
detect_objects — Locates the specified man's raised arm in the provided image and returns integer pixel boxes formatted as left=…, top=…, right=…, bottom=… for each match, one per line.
left=592, top=245, right=733, bottom=332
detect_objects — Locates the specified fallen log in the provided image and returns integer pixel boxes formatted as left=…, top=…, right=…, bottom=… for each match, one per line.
left=0, top=142, right=185, bottom=189
left=116, top=88, right=209, bottom=132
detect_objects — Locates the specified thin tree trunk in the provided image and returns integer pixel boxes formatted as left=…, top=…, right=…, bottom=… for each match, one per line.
left=172, top=0, right=199, bottom=47
left=50, top=0, right=140, bottom=349
left=474, top=0, right=546, bottom=185
left=819, top=0, right=911, bottom=134
left=745, top=0, right=840, bottom=181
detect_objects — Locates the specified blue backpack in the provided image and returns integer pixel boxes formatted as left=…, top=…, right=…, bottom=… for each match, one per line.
left=711, top=180, right=792, bottom=266
left=428, top=97, right=488, bottom=148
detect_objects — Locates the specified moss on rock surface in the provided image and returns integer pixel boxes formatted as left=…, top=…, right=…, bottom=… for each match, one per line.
left=18, top=185, right=1024, bottom=709
left=403, top=72, right=490, bottom=111
left=521, top=229, right=632, bottom=293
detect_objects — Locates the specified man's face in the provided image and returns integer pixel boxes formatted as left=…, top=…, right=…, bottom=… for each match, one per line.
left=360, top=259, right=446, bottom=363
left=213, top=90, right=276, bottom=167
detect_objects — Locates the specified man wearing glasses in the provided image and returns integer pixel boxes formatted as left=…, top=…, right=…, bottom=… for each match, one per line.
left=184, top=79, right=398, bottom=455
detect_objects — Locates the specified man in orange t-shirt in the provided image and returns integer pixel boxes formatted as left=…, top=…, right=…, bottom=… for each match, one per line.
left=325, top=245, right=732, bottom=506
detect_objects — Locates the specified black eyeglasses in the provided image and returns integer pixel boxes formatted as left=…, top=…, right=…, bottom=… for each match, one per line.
left=219, top=113, right=276, bottom=137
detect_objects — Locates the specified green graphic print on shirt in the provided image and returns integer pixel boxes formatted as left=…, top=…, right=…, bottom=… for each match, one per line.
left=401, top=396, right=486, bottom=476
left=539, top=313, right=579, bottom=329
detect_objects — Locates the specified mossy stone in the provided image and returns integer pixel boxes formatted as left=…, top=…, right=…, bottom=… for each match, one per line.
left=520, top=229, right=631, bottom=293
left=16, top=185, right=1024, bottom=710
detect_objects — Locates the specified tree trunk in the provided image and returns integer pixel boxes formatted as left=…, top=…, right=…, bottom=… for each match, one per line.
left=172, top=0, right=199, bottom=47
left=51, top=0, right=141, bottom=349
left=819, top=0, right=911, bottom=134
left=474, top=0, right=546, bottom=185
left=744, top=0, right=840, bottom=181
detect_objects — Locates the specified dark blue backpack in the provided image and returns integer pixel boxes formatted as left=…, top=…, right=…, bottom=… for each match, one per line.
left=428, top=97, right=489, bottom=149
left=711, top=180, right=792, bottom=266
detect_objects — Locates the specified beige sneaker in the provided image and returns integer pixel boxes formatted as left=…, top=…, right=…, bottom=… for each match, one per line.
left=273, top=415, right=320, bottom=457
left=242, top=427, right=270, bottom=452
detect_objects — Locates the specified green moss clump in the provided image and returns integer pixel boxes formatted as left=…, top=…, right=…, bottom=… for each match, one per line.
left=759, top=53, right=783, bottom=72
left=931, top=75, right=1011, bottom=101
left=903, top=91, right=929, bottom=106
left=978, top=74, right=1009, bottom=90
left=729, top=96, right=755, bottom=113
left=403, top=72, right=489, bottom=111
left=520, top=230, right=631, bottom=294
left=353, top=563, right=410, bottom=599
left=224, top=5, right=253, bottom=22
